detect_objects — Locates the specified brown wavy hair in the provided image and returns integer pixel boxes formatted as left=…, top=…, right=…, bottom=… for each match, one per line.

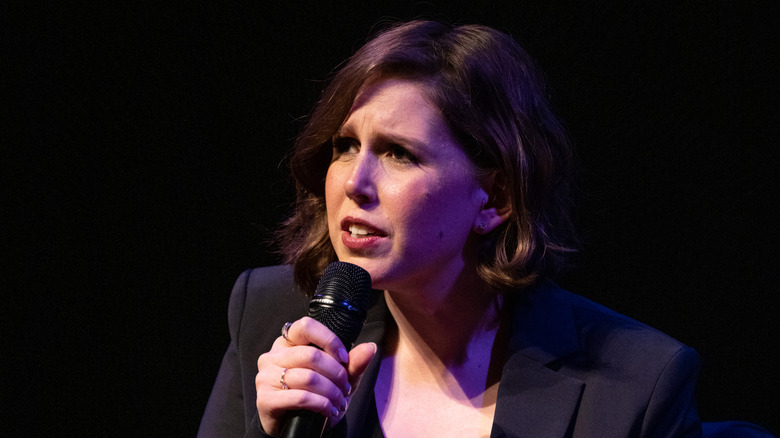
left=276, top=20, right=578, bottom=294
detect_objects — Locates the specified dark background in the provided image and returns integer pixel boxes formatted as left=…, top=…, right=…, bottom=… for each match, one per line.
left=5, top=1, right=777, bottom=436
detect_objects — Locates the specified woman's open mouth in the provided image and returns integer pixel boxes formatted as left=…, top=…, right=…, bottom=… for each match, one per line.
left=340, top=218, right=387, bottom=250
left=349, top=224, right=378, bottom=238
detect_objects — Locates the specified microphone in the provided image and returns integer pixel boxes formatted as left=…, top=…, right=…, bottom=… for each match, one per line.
left=279, top=261, right=373, bottom=438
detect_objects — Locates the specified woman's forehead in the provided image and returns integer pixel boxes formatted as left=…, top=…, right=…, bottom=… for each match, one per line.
left=338, top=79, right=450, bottom=142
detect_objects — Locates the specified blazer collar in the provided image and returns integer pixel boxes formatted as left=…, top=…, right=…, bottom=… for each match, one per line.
left=507, top=278, right=581, bottom=364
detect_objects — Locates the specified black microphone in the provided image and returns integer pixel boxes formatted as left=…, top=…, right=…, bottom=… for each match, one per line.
left=279, top=261, right=373, bottom=438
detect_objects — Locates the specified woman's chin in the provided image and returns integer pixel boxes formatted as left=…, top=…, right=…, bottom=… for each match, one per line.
left=334, top=257, right=389, bottom=289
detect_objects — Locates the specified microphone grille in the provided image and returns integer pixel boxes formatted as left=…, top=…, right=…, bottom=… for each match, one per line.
left=308, top=262, right=373, bottom=348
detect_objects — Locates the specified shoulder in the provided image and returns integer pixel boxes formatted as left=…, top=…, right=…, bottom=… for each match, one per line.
left=227, top=265, right=310, bottom=353
left=552, top=282, right=696, bottom=366
left=514, top=279, right=699, bottom=383
left=229, top=265, right=307, bottom=315
left=534, top=280, right=691, bottom=345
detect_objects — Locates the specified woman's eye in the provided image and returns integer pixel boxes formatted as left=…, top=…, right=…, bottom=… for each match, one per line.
left=332, top=137, right=359, bottom=158
left=388, top=144, right=417, bottom=163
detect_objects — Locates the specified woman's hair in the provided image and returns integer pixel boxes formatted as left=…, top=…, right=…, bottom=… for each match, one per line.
left=276, top=20, right=578, bottom=294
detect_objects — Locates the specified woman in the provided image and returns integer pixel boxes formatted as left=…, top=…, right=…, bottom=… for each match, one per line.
left=199, top=20, right=701, bottom=437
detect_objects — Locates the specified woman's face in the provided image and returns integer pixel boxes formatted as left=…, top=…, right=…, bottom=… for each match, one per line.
left=325, top=78, right=489, bottom=293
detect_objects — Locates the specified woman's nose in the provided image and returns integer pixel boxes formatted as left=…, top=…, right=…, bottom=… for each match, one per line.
left=344, top=153, right=378, bottom=205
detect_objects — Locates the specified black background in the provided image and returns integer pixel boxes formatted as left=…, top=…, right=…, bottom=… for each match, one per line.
left=5, top=1, right=778, bottom=436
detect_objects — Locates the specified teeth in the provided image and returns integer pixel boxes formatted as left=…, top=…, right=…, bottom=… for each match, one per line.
left=349, top=224, right=372, bottom=238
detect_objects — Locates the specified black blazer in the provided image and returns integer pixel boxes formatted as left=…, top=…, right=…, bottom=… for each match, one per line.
left=198, top=265, right=702, bottom=437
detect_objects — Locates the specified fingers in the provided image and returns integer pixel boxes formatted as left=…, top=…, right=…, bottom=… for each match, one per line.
left=255, top=317, right=356, bottom=435
left=266, top=344, right=351, bottom=393
left=256, top=382, right=342, bottom=435
left=256, top=355, right=348, bottom=435
left=280, top=317, right=350, bottom=363
left=259, top=366, right=348, bottom=413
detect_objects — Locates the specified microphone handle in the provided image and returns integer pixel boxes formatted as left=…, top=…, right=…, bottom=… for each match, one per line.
left=279, top=410, right=327, bottom=438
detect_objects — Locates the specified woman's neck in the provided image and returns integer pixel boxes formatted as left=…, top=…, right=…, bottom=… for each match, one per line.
left=375, top=277, right=508, bottom=436
left=382, top=273, right=504, bottom=369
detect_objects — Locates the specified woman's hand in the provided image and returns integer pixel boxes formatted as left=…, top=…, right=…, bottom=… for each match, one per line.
left=255, top=316, right=377, bottom=436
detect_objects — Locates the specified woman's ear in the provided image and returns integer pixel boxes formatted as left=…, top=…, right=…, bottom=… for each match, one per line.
left=473, top=171, right=512, bottom=234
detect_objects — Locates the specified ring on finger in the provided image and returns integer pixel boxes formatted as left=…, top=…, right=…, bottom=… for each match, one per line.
left=280, top=368, right=289, bottom=390
left=281, top=321, right=293, bottom=344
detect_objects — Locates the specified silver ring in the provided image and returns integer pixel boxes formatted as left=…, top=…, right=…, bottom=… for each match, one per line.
left=280, top=368, right=289, bottom=390
left=281, top=321, right=293, bottom=343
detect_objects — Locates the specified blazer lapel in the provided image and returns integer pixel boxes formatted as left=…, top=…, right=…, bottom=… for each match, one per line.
left=491, top=354, right=584, bottom=437
left=342, top=292, right=388, bottom=438
left=491, top=280, right=586, bottom=437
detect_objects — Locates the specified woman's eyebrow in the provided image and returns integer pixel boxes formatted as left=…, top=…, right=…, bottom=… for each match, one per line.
left=375, top=132, right=426, bottom=149
left=334, top=124, right=427, bottom=150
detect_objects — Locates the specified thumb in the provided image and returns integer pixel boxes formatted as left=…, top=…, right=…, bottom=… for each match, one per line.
left=346, top=342, right=378, bottom=389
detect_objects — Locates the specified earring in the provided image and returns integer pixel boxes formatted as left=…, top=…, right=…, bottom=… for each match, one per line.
left=478, top=222, right=487, bottom=232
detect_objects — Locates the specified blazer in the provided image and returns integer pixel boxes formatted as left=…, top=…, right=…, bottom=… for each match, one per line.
left=198, top=265, right=702, bottom=437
